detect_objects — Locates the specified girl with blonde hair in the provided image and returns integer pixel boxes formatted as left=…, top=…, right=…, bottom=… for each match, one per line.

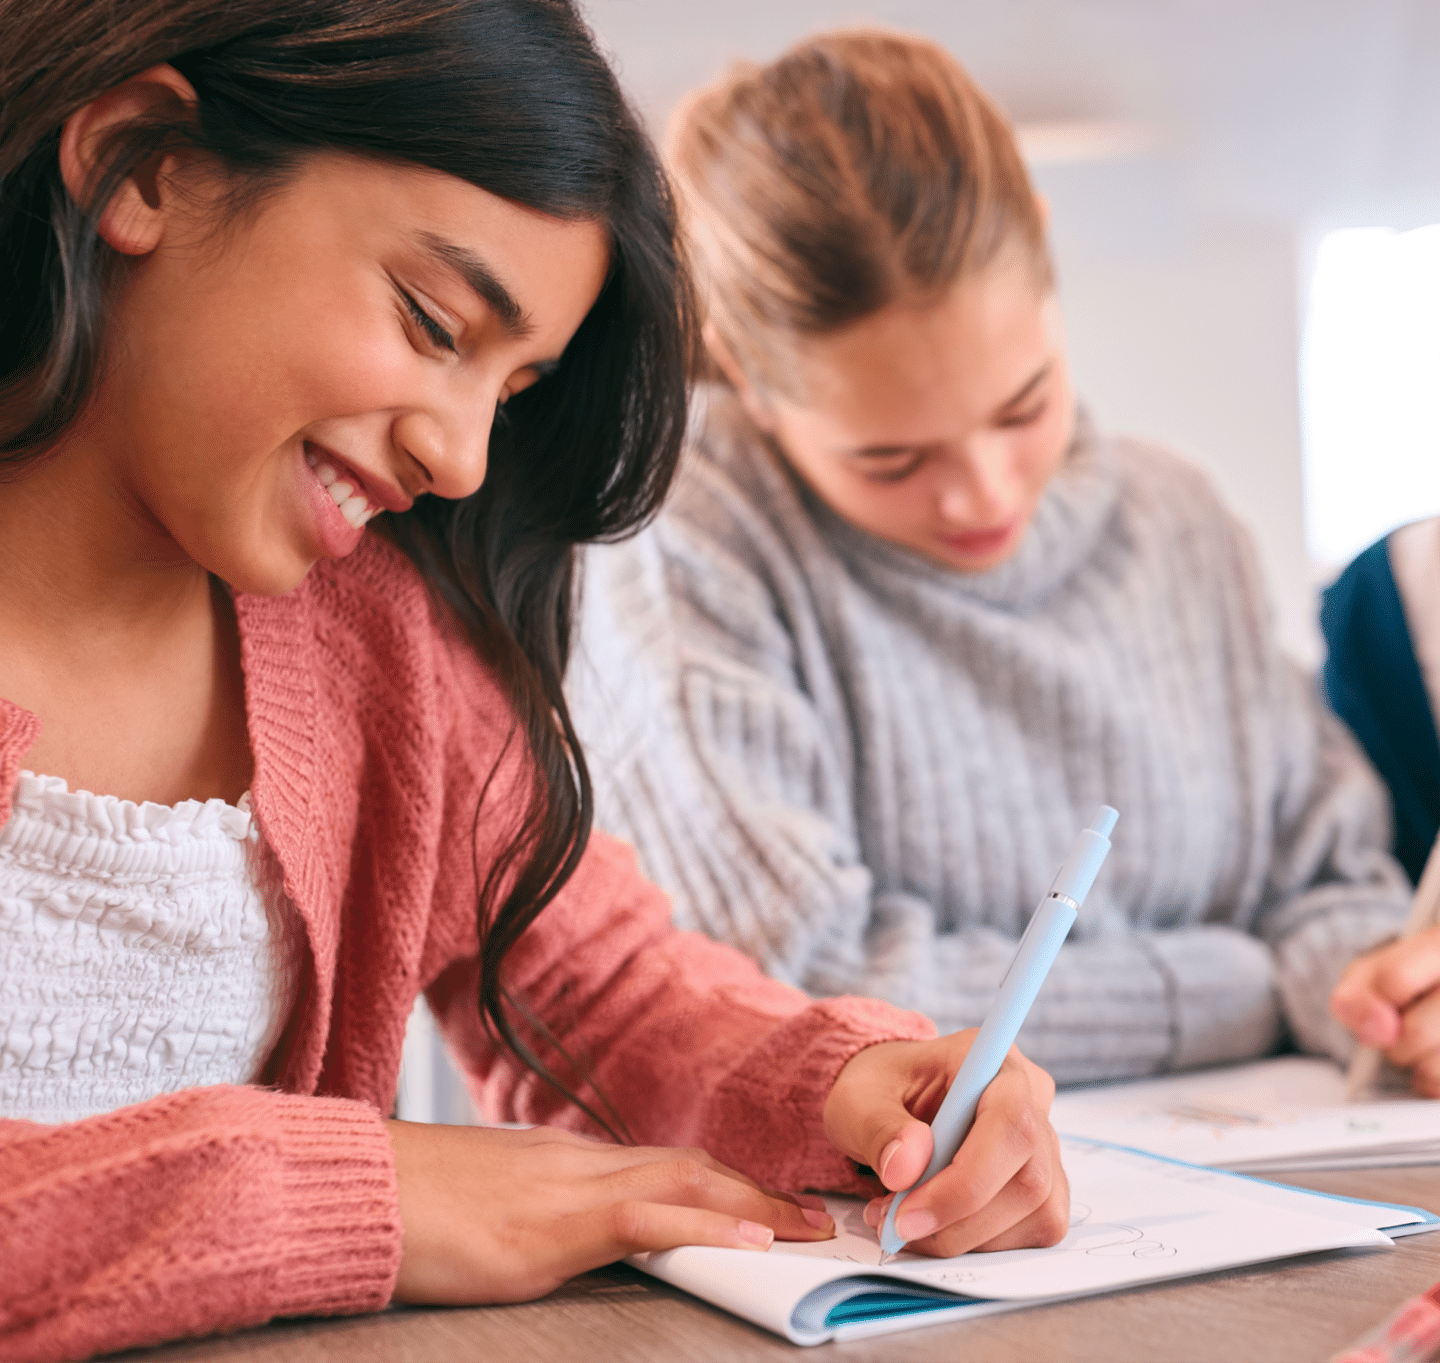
left=572, top=28, right=1431, bottom=1090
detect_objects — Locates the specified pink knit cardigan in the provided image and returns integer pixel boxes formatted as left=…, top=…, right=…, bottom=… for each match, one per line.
left=0, top=536, right=933, bottom=1361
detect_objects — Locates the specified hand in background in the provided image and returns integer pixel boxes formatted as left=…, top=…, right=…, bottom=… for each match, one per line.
left=1331, top=926, right=1440, bottom=1095
left=387, top=1121, right=834, bottom=1303
left=822, top=1032, right=1068, bottom=1257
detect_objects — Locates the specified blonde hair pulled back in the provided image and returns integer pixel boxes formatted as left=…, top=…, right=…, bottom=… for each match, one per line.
left=670, top=28, right=1051, bottom=398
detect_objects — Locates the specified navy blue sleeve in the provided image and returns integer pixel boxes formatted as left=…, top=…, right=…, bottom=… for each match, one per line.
left=1320, top=537, right=1440, bottom=883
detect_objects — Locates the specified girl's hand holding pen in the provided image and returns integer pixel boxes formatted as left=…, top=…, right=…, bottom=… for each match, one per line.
left=387, top=1121, right=835, bottom=1304
left=1331, top=926, right=1440, bottom=1096
left=824, top=1033, right=1070, bottom=1257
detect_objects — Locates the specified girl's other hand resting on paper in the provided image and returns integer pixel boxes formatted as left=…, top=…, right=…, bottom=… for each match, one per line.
left=825, top=1033, right=1069, bottom=1257
left=387, top=1121, right=835, bottom=1303
left=1331, top=927, right=1440, bottom=1095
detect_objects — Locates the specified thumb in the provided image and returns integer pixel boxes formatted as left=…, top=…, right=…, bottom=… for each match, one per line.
left=1331, top=961, right=1401, bottom=1047
left=864, top=1112, right=935, bottom=1193
left=824, top=1038, right=952, bottom=1191
left=1331, top=984, right=1400, bottom=1047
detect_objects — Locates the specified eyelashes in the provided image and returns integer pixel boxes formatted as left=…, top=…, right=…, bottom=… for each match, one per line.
left=402, top=290, right=457, bottom=353
left=998, top=401, right=1048, bottom=429
left=863, top=455, right=926, bottom=484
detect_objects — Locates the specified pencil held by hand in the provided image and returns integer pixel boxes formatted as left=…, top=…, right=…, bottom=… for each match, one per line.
left=876, top=807, right=1118, bottom=1258
left=1335, top=829, right=1440, bottom=1100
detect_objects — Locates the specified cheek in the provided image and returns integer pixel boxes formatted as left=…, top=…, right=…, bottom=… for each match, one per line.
left=157, top=294, right=412, bottom=470
left=1018, top=407, right=1074, bottom=499
left=827, top=470, right=934, bottom=539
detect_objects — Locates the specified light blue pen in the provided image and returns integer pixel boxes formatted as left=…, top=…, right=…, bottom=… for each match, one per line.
left=878, top=805, right=1119, bottom=1258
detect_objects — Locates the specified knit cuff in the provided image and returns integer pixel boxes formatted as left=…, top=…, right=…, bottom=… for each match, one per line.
left=263, top=1094, right=402, bottom=1320
left=1274, top=897, right=1410, bottom=1061
left=1144, top=926, right=1283, bottom=1072
left=704, top=997, right=935, bottom=1197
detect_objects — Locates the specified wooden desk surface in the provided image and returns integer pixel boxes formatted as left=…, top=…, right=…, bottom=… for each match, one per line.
left=114, top=1166, right=1440, bottom=1363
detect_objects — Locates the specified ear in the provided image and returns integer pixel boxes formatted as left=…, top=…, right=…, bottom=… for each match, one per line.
left=702, top=322, right=777, bottom=435
left=59, top=64, right=199, bottom=257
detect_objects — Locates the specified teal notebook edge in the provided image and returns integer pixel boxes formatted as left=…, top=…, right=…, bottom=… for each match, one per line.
left=800, top=1137, right=1438, bottom=1335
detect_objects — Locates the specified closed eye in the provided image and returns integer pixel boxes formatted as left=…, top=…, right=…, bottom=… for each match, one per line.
left=998, top=400, right=1048, bottom=429
left=402, top=290, right=457, bottom=353
left=858, top=451, right=926, bottom=483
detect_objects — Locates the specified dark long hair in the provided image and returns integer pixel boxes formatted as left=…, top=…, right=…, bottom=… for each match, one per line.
left=0, top=0, right=694, bottom=1134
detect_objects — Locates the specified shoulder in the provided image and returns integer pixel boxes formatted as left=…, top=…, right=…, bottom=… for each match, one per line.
left=1101, top=431, right=1258, bottom=573
left=1106, top=433, right=1236, bottom=530
left=664, top=386, right=817, bottom=558
left=573, top=393, right=816, bottom=705
left=1089, top=427, right=1276, bottom=648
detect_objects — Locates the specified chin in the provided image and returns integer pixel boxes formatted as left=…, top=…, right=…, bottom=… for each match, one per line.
left=211, top=547, right=323, bottom=598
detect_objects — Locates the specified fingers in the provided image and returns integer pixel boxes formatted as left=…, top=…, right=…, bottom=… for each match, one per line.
left=1333, top=931, right=1440, bottom=1047
left=1331, top=956, right=1402, bottom=1047
left=856, top=1046, right=1063, bottom=1256
left=892, top=1087, right=1060, bottom=1250
left=826, top=1033, right=1066, bottom=1258
left=1410, top=1050, right=1440, bottom=1098
left=931, top=1126, right=1070, bottom=1256
left=605, top=1151, right=834, bottom=1241
left=586, top=1200, right=781, bottom=1261
left=1388, top=990, right=1440, bottom=1076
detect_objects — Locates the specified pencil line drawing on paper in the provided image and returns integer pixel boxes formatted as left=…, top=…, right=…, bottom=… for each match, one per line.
left=1064, top=1201, right=1178, bottom=1259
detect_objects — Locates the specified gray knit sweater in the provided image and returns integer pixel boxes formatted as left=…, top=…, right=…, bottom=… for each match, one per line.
left=568, top=390, right=1411, bottom=1084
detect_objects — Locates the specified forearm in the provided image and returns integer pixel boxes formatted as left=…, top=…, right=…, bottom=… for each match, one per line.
left=437, top=834, right=933, bottom=1194
left=0, top=1086, right=400, bottom=1363
left=805, top=892, right=1283, bottom=1085
left=1266, top=885, right=1409, bottom=1059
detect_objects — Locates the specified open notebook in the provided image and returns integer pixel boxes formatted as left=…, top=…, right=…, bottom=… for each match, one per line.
left=1051, top=1056, right=1440, bottom=1172
left=629, top=1137, right=1437, bottom=1346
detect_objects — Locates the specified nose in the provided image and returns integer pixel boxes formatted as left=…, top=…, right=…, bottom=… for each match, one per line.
left=391, top=405, right=493, bottom=501
left=936, top=439, right=1024, bottom=526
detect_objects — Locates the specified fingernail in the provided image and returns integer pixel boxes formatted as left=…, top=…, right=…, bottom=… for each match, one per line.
left=896, top=1209, right=937, bottom=1242
left=802, top=1208, right=834, bottom=1231
left=878, top=1138, right=903, bottom=1184
left=793, top=1193, right=827, bottom=1211
left=736, top=1220, right=774, bottom=1249
left=863, top=1200, right=884, bottom=1228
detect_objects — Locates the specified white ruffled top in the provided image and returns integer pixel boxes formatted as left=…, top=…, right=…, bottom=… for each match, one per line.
left=0, top=771, right=305, bottom=1124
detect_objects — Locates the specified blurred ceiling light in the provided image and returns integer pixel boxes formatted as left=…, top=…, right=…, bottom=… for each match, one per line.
left=1302, top=224, right=1440, bottom=569
left=1014, top=119, right=1167, bottom=166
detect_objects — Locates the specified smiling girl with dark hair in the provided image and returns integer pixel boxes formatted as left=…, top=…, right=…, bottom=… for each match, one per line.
left=0, top=2, right=1069, bottom=1357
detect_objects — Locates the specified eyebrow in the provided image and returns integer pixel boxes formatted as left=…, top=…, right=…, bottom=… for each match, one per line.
left=849, top=361, right=1054, bottom=458
left=417, top=232, right=534, bottom=339
left=998, top=361, right=1052, bottom=413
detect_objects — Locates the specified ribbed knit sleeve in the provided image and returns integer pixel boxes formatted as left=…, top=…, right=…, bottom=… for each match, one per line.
left=429, top=834, right=934, bottom=1194
left=0, top=1086, right=400, bottom=1362
left=1253, top=659, right=1415, bottom=1060
left=568, top=400, right=1409, bottom=1085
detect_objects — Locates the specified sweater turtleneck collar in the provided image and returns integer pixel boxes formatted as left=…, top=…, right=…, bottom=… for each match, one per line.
left=708, top=391, right=1121, bottom=615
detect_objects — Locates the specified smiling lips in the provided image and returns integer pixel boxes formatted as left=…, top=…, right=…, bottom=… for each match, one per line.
left=305, top=448, right=381, bottom=529
left=940, top=521, right=1017, bottom=557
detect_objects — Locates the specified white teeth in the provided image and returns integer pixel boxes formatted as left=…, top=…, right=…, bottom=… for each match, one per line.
left=308, top=455, right=376, bottom=530
left=338, top=495, right=371, bottom=529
